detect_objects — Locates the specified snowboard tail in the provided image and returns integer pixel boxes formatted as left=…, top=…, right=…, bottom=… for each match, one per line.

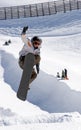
left=17, top=53, right=35, bottom=101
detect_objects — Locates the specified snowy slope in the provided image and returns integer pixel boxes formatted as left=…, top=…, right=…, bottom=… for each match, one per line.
left=0, top=0, right=57, bottom=7
left=0, top=5, right=81, bottom=130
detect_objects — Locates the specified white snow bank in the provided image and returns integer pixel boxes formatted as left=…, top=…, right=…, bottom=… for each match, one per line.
left=0, top=0, right=57, bottom=7
left=1, top=121, right=81, bottom=130
left=0, top=35, right=81, bottom=114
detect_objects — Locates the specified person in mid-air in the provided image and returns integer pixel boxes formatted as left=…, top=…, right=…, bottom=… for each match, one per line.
left=18, top=26, right=42, bottom=88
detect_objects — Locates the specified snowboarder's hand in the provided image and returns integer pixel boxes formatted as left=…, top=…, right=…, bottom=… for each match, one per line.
left=34, top=49, right=40, bottom=55
left=22, top=26, right=28, bottom=34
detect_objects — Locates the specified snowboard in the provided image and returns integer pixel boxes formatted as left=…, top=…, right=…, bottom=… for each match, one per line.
left=17, top=53, right=35, bottom=101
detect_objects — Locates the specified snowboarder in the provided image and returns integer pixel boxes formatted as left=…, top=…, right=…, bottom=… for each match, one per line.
left=17, top=26, right=42, bottom=101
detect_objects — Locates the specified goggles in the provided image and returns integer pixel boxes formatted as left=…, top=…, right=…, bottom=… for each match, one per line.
left=33, top=41, right=41, bottom=45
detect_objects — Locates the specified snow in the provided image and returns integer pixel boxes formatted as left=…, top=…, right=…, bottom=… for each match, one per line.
left=1, top=122, right=81, bottom=130
left=0, top=0, right=81, bottom=130
left=0, top=0, right=57, bottom=7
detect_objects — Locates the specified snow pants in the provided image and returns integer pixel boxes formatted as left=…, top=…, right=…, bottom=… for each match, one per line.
left=18, top=54, right=41, bottom=84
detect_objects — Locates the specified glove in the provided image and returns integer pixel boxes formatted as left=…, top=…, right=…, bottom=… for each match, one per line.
left=22, top=26, right=28, bottom=34
left=34, top=49, right=40, bottom=55
left=36, top=64, right=40, bottom=74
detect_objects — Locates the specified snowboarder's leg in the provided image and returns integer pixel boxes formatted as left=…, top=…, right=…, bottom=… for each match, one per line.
left=29, top=68, right=37, bottom=84
left=17, top=53, right=35, bottom=101
left=18, top=55, right=40, bottom=69
left=34, top=55, right=41, bottom=65
left=18, top=55, right=25, bottom=69
left=28, top=55, right=40, bottom=89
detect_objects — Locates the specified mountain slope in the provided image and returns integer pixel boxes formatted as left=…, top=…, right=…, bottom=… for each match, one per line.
left=0, top=9, right=81, bottom=128
left=0, top=0, right=55, bottom=7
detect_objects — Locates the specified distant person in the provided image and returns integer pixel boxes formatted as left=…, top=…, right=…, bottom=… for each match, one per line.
left=4, top=40, right=11, bottom=46
left=17, top=26, right=42, bottom=100
left=61, top=70, right=65, bottom=79
left=61, top=69, right=69, bottom=80
left=4, top=41, right=9, bottom=45
left=64, top=68, right=69, bottom=80
left=8, top=39, right=11, bottom=44
left=56, top=72, right=60, bottom=78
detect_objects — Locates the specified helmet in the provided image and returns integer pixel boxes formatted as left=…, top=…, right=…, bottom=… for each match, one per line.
left=31, top=36, right=42, bottom=44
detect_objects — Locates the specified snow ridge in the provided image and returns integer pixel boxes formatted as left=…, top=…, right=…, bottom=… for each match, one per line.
left=0, top=107, right=80, bottom=126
